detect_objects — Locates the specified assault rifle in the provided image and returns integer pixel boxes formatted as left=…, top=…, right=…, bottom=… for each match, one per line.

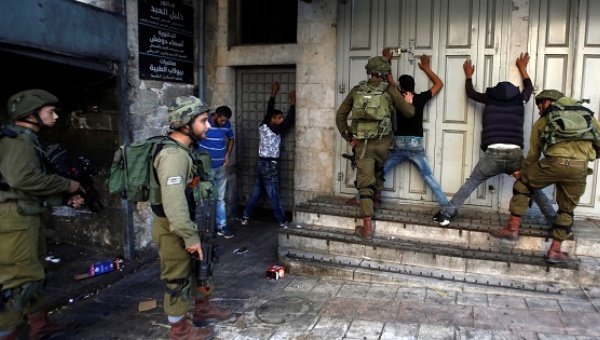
left=192, top=193, right=223, bottom=288
left=43, top=143, right=103, bottom=213
left=342, top=146, right=357, bottom=170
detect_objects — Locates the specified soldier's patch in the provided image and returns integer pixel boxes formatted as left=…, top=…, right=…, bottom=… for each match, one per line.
left=166, top=176, right=182, bottom=186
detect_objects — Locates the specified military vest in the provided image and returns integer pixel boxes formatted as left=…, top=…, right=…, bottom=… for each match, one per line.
left=350, top=81, right=394, bottom=139
left=541, top=97, right=600, bottom=152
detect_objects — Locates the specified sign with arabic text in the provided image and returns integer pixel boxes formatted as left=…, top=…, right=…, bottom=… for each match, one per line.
left=138, top=0, right=194, bottom=84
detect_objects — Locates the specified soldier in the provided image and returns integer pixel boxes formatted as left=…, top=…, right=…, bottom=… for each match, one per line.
left=336, top=56, right=415, bottom=240
left=346, top=51, right=448, bottom=208
left=490, top=90, right=600, bottom=263
left=152, top=96, right=231, bottom=340
left=0, top=90, right=84, bottom=340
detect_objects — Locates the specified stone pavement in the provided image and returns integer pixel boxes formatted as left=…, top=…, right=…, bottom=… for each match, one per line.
left=17, top=214, right=600, bottom=339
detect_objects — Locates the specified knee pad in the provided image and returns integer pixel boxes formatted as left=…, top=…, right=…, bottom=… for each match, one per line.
left=556, top=210, right=574, bottom=228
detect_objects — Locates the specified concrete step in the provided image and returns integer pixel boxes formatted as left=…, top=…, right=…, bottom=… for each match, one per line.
left=278, top=225, right=600, bottom=288
left=293, top=196, right=600, bottom=257
left=285, top=196, right=600, bottom=289
left=279, top=248, right=573, bottom=294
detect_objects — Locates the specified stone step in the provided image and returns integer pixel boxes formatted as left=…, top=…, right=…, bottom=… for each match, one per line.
left=293, top=196, right=600, bottom=257
left=279, top=248, right=573, bottom=293
left=278, top=225, right=596, bottom=287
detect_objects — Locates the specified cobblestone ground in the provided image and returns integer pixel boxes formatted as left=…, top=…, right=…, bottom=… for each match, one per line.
left=17, top=215, right=600, bottom=340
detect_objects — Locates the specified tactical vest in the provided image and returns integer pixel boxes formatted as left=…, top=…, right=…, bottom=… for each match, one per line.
left=350, top=81, right=394, bottom=139
left=0, top=125, right=60, bottom=215
left=144, top=143, right=216, bottom=219
left=541, top=97, right=600, bottom=152
left=191, top=148, right=217, bottom=202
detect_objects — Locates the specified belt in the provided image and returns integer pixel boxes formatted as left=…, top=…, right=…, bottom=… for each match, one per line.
left=487, top=147, right=521, bottom=154
left=546, top=156, right=587, bottom=169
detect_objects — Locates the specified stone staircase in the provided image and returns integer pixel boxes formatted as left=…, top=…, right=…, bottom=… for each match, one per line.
left=278, top=196, right=600, bottom=293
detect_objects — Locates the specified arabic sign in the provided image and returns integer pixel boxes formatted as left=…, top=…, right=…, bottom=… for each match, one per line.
left=138, top=0, right=194, bottom=84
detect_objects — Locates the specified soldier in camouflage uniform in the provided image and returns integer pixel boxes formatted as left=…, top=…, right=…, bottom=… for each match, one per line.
left=0, top=90, right=84, bottom=340
left=336, top=56, right=415, bottom=240
left=491, top=90, right=600, bottom=264
left=152, top=96, right=231, bottom=340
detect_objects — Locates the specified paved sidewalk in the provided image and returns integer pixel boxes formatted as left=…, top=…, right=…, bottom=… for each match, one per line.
left=18, top=215, right=600, bottom=339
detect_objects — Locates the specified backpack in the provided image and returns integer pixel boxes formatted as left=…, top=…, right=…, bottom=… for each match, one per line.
left=541, top=97, right=600, bottom=153
left=108, top=136, right=215, bottom=204
left=350, top=81, right=394, bottom=139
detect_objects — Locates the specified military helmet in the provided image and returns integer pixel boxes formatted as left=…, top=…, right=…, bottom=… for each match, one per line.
left=7, top=89, right=58, bottom=121
left=167, top=96, right=209, bottom=129
left=365, top=56, right=392, bottom=75
left=535, top=90, right=564, bottom=102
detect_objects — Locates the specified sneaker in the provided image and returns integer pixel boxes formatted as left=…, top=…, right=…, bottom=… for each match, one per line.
left=241, top=217, right=249, bottom=226
left=279, top=222, right=288, bottom=229
left=433, top=211, right=451, bottom=227
left=217, top=226, right=235, bottom=239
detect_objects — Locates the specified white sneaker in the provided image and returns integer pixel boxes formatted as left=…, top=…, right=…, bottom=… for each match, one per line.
left=433, top=212, right=451, bottom=227
left=241, top=217, right=249, bottom=226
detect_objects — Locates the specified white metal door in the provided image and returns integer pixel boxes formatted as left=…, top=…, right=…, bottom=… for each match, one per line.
left=529, top=0, right=600, bottom=216
left=335, top=0, right=510, bottom=209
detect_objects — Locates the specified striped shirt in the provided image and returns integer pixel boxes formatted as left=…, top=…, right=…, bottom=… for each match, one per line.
left=196, top=113, right=235, bottom=168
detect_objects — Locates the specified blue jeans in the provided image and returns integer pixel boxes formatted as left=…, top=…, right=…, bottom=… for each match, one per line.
left=440, top=148, right=555, bottom=219
left=243, top=160, right=287, bottom=225
left=383, top=136, right=449, bottom=206
left=209, top=166, right=228, bottom=229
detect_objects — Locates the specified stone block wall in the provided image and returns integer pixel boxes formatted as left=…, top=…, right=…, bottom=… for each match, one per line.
left=205, top=0, right=338, bottom=206
left=124, top=0, right=197, bottom=249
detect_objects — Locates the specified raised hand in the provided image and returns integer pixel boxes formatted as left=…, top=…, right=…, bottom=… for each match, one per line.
left=463, top=60, right=475, bottom=78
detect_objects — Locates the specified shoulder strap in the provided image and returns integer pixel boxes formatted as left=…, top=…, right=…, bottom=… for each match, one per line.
left=149, top=135, right=194, bottom=186
left=377, top=81, right=390, bottom=93
left=0, top=126, right=18, bottom=139
left=150, top=135, right=189, bottom=160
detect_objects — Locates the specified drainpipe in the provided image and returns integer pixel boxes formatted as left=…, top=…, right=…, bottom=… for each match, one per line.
left=198, top=0, right=205, bottom=99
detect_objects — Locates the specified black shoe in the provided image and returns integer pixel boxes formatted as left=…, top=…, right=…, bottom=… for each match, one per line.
left=433, top=211, right=452, bottom=226
left=217, top=226, right=235, bottom=239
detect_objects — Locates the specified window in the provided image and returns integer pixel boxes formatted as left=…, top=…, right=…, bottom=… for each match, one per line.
left=231, top=0, right=298, bottom=45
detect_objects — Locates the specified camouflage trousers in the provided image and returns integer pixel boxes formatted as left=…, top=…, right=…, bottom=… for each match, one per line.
left=152, top=216, right=211, bottom=317
left=354, top=135, right=393, bottom=217
left=0, top=202, right=46, bottom=330
left=509, top=158, right=589, bottom=241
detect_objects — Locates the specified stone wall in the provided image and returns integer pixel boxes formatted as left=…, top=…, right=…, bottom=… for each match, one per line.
left=124, top=0, right=197, bottom=249
left=205, top=0, right=338, bottom=206
left=89, top=0, right=340, bottom=251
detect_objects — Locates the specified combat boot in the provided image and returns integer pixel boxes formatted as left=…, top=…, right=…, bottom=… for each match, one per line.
left=170, top=318, right=216, bottom=340
left=28, top=311, right=69, bottom=340
left=489, top=215, right=520, bottom=241
left=355, top=217, right=373, bottom=240
left=0, top=329, right=16, bottom=340
left=546, top=239, right=574, bottom=264
left=192, top=296, right=233, bottom=326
